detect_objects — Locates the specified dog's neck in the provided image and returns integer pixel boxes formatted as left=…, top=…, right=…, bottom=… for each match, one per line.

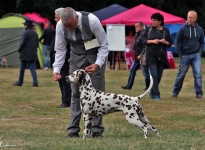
left=81, top=72, right=93, bottom=88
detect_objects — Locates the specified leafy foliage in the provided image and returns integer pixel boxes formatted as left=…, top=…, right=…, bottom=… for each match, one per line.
left=0, top=0, right=205, bottom=29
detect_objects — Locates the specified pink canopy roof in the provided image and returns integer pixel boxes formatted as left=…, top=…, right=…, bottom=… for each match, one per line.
left=23, top=12, right=50, bottom=29
left=101, top=4, right=185, bottom=26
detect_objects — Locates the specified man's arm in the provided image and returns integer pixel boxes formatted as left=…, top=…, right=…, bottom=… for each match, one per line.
left=52, top=20, right=67, bottom=80
left=89, top=13, right=109, bottom=68
left=174, top=27, right=183, bottom=57
left=85, top=14, right=109, bottom=74
left=199, top=27, right=204, bottom=54
left=18, top=32, right=27, bottom=52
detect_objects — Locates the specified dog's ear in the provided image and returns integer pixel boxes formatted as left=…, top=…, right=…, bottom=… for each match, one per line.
left=78, top=70, right=86, bottom=84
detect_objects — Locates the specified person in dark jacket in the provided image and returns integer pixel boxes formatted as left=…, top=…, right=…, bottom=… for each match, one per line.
left=121, top=22, right=150, bottom=90
left=142, top=13, right=172, bottom=100
left=13, top=20, right=39, bottom=87
left=172, top=10, right=204, bottom=99
left=51, top=8, right=71, bottom=108
left=39, top=22, right=55, bottom=70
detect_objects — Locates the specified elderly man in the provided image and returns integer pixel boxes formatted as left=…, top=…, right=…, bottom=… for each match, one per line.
left=53, top=7, right=109, bottom=138
left=50, top=8, right=71, bottom=108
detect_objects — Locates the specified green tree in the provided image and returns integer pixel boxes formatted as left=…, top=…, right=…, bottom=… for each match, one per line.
left=1, top=0, right=205, bottom=30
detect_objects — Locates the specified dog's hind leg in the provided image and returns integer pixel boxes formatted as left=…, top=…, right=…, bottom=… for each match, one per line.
left=83, top=113, right=92, bottom=139
left=138, top=112, right=161, bottom=137
left=125, top=115, right=148, bottom=138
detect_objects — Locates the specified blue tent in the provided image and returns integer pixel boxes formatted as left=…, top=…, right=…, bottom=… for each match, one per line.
left=165, top=24, right=182, bottom=55
left=166, top=24, right=182, bottom=33
left=165, top=24, right=205, bottom=56
left=92, top=4, right=128, bottom=21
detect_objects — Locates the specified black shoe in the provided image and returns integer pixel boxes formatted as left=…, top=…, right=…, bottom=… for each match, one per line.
left=121, top=86, right=131, bottom=90
left=92, top=132, right=103, bottom=138
left=172, top=94, right=177, bottom=98
left=143, top=87, right=148, bottom=90
left=58, top=103, right=70, bottom=108
left=33, top=84, right=38, bottom=87
left=197, top=96, right=203, bottom=99
left=13, top=82, right=22, bottom=86
left=66, top=133, right=79, bottom=138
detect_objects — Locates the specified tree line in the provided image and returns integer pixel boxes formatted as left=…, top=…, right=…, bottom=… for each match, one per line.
left=1, top=0, right=205, bottom=29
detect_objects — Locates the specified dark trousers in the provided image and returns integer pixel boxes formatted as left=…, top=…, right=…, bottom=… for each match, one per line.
left=149, top=64, right=164, bottom=97
left=108, top=51, right=117, bottom=68
left=126, top=60, right=141, bottom=89
left=58, top=61, right=71, bottom=105
left=18, top=60, right=38, bottom=85
left=125, top=60, right=150, bottom=89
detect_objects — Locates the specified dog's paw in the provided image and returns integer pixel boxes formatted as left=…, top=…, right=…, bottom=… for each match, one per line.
left=83, top=134, right=90, bottom=139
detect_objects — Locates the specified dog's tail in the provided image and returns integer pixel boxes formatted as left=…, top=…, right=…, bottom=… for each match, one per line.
left=137, top=74, right=153, bottom=99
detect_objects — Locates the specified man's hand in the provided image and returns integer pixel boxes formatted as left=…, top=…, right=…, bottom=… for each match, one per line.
left=137, top=55, right=141, bottom=60
left=85, top=64, right=99, bottom=74
left=53, top=72, right=61, bottom=81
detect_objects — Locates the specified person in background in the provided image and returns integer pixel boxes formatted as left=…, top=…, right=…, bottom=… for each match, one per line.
left=39, top=22, right=55, bottom=70
left=142, top=12, right=172, bottom=100
left=125, top=29, right=135, bottom=52
left=50, top=7, right=71, bottom=108
left=13, top=20, right=39, bottom=87
left=107, top=51, right=117, bottom=70
left=172, top=10, right=204, bottom=99
left=121, top=22, right=150, bottom=90
left=53, top=7, right=109, bottom=138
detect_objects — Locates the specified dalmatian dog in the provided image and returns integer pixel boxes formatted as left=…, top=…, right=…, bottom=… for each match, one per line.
left=66, top=69, right=161, bottom=139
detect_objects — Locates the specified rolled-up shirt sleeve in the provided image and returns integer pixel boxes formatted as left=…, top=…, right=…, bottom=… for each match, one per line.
left=53, top=20, right=67, bottom=73
left=89, top=13, right=109, bottom=68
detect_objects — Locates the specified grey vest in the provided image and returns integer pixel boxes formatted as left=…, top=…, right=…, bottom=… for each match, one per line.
left=64, top=12, right=98, bottom=68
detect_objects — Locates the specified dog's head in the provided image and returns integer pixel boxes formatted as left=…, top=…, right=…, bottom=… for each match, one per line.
left=65, top=69, right=86, bottom=85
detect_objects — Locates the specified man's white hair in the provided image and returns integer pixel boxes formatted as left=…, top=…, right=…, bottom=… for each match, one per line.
left=60, top=7, right=77, bottom=25
left=55, top=8, right=64, bottom=16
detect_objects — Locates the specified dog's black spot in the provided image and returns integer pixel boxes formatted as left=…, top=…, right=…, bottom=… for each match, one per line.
left=115, top=102, right=121, bottom=105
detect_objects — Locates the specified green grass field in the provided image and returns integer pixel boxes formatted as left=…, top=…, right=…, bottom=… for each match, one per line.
left=0, top=58, right=205, bottom=150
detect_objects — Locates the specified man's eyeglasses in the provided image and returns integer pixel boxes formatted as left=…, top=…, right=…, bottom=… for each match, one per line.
left=64, top=16, right=78, bottom=31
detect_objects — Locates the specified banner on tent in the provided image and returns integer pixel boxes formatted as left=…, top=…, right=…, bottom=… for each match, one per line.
left=166, top=51, right=176, bottom=69
left=124, top=51, right=135, bottom=70
left=124, top=51, right=176, bottom=70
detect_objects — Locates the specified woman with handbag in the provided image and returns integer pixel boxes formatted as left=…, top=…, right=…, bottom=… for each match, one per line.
left=142, top=12, right=172, bottom=100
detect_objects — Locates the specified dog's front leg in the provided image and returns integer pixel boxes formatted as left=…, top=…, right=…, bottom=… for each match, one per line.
left=83, top=113, right=92, bottom=139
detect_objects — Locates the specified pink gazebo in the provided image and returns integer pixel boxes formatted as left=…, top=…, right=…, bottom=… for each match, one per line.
left=101, top=4, right=185, bottom=26
left=23, top=12, right=50, bottom=29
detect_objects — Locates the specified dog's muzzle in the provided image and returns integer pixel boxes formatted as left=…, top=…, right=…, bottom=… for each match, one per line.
left=65, top=76, right=70, bottom=83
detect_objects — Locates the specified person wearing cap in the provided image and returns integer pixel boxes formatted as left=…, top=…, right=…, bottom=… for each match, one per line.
left=13, top=20, right=39, bottom=87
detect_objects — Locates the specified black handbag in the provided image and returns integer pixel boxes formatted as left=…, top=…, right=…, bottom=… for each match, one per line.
left=140, top=26, right=152, bottom=67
